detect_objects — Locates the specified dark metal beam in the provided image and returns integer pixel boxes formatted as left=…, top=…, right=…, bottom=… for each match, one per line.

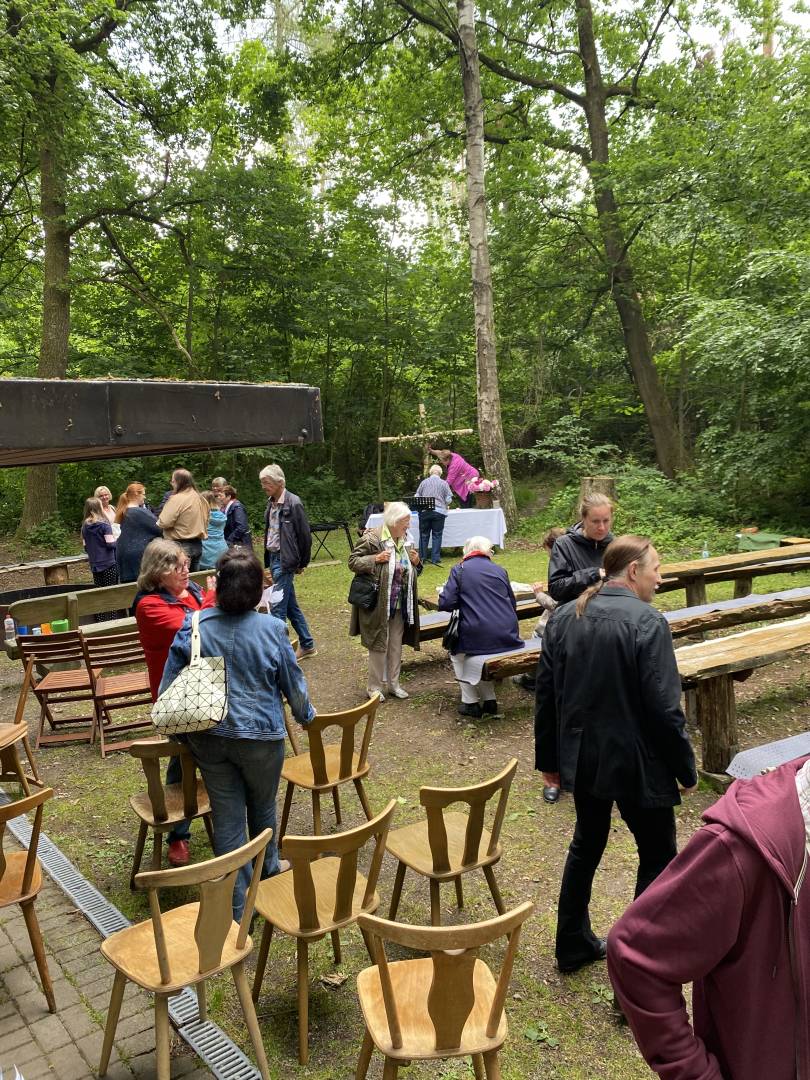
left=0, top=379, right=323, bottom=466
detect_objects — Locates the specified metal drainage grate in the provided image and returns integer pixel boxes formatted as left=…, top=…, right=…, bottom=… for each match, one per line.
left=1, top=793, right=261, bottom=1080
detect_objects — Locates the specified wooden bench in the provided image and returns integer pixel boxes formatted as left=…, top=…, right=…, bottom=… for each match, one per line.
left=0, top=554, right=88, bottom=586
left=659, top=543, right=810, bottom=606
left=417, top=597, right=543, bottom=644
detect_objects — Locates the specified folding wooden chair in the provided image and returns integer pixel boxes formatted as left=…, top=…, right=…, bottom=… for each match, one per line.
left=355, top=901, right=534, bottom=1079
left=252, top=799, right=396, bottom=1065
left=17, top=632, right=98, bottom=749
left=80, top=629, right=154, bottom=757
left=0, top=648, right=43, bottom=795
left=0, top=787, right=57, bottom=1012
left=278, top=694, right=379, bottom=842
left=386, top=758, right=518, bottom=925
left=99, top=828, right=273, bottom=1080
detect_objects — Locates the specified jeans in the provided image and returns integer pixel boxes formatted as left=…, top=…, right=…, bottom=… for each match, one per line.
left=266, top=554, right=315, bottom=651
left=177, top=539, right=202, bottom=573
left=555, top=788, right=677, bottom=968
left=186, top=733, right=286, bottom=921
left=418, top=510, right=446, bottom=564
left=166, top=755, right=190, bottom=843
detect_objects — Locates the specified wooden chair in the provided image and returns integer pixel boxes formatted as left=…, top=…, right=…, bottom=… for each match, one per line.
left=17, top=631, right=99, bottom=748
left=80, top=629, right=154, bottom=757
left=0, top=650, right=44, bottom=795
left=128, top=740, right=214, bottom=889
left=0, top=787, right=56, bottom=1012
left=278, top=694, right=379, bottom=841
left=386, top=758, right=518, bottom=926
left=252, top=799, right=396, bottom=1065
left=355, top=901, right=534, bottom=1079
left=99, top=828, right=273, bottom=1080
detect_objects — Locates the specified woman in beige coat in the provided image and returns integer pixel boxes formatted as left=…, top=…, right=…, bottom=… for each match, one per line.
left=349, top=501, right=421, bottom=701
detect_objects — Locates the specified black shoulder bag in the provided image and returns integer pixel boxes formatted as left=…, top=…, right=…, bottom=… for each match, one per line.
left=442, top=562, right=463, bottom=651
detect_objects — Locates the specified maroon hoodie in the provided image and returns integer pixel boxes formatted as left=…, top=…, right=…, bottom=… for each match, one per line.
left=608, top=757, right=810, bottom=1080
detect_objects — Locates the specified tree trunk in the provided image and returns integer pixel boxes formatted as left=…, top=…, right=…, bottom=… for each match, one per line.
left=455, top=0, right=517, bottom=528
left=575, top=0, right=689, bottom=478
left=18, top=130, right=70, bottom=534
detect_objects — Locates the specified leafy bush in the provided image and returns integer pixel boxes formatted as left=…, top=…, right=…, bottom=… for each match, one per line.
left=510, top=415, right=622, bottom=481
left=24, top=514, right=77, bottom=554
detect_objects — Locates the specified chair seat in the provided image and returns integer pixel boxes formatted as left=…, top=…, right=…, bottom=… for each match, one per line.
left=385, top=812, right=499, bottom=880
left=36, top=668, right=97, bottom=693
left=96, top=671, right=151, bottom=699
left=357, top=956, right=506, bottom=1060
left=254, top=857, right=378, bottom=937
left=0, top=724, right=27, bottom=750
left=0, top=852, right=42, bottom=907
left=129, top=780, right=210, bottom=827
left=281, top=745, right=368, bottom=790
left=101, top=902, right=251, bottom=992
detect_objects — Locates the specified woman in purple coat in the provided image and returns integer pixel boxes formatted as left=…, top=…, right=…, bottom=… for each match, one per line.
left=438, top=535, right=522, bottom=717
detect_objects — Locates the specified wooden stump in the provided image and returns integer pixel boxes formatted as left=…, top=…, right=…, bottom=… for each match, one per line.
left=579, top=476, right=616, bottom=502
left=43, top=563, right=69, bottom=586
left=695, top=674, right=738, bottom=774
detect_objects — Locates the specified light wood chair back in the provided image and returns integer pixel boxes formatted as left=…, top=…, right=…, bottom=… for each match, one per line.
left=359, top=901, right=534, bottom=1054
left=282, top=799, right=395, bottom=933
left=420, top=757, right=518, bottom=874
left=133, top=827, right=272, bottom=983
left=129, top=739, right=200, bottom=822
left=305, top=694, right=379, bottom=786
left=0, top=786, right=54, bottom=903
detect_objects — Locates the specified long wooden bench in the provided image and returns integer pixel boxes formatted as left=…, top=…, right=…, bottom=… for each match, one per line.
left=417, top=597, right=543, bottom=644
left=0, top=554, right=88, bottom=586
left=659, top=543, right=810, bottom=606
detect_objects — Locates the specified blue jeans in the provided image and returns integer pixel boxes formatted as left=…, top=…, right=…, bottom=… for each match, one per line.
left=267, top=554, right=315, bottom=651
left=186, top=733, right=286, bottom=921
left=418, top=510, right=446, bottom=564
left=166, top=756, right=190, bottom=843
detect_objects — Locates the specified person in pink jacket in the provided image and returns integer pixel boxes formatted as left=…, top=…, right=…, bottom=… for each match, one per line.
left=607, top=754, right=810, bottom=1080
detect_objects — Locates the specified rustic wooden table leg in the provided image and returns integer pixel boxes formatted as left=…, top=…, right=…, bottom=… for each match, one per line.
left=684, top=577, right=707, bottom=608
left=733, top=574, right=753, bottom=599
left=695, top=674, right=738, bottom=774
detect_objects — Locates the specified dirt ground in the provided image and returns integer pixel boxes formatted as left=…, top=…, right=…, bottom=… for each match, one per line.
left=2, top=536, right=809, bottom=1079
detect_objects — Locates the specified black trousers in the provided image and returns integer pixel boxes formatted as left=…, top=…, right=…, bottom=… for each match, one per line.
left=555, top=788, right=677, bottom=968
left=177, top=538, right=202, bottom=572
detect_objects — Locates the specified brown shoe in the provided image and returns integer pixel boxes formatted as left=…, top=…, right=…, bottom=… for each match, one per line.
left=295, top=645, right=318, bottom=660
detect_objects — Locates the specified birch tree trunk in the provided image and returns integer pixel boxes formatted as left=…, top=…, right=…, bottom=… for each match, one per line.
left=455, top=0, right=517, bottom=527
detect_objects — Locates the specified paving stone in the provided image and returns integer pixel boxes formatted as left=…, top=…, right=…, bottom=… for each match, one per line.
left=0, top=1000, right=24, bottom=1029
left=49, top=976, right=82, bottom=1009
left=13, top=987, right=53, bottom=1024
left=117, top=1028, right=161, bottom=1059
left=1, top=960, right=39, bottom=998
left=29, top=1013, right=72, bottom=1053
left=0, top=942, right=20, bottom=972
left=113, top=1009, right=155, bottom=1039
left=0, top=1021, right=31, bottom=1054
left=44, top=1043, right=95, bottom=1080
left=2, top=1035, right=47, bottom=1068
left=61, top=1002, right=102, bottom=1041
left=100, top=1062, right=136, bottom=1080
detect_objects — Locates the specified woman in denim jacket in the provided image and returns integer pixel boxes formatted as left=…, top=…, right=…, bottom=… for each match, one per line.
left=161, top=548, right=315, bottom=919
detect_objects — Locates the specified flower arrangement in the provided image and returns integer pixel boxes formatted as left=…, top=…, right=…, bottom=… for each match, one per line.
left=468, top=476, right=499, bottom=493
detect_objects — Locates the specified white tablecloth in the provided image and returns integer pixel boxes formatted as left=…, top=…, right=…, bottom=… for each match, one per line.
left=365, top=508, right=507, bottom=549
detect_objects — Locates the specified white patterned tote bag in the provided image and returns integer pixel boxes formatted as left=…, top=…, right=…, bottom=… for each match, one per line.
left=151, top=610, right=227, bottom=735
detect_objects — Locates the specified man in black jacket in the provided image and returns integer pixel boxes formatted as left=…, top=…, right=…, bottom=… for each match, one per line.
left=536, top=534, right=697, bottom=974
left=260, top=463, right=316, bottom=660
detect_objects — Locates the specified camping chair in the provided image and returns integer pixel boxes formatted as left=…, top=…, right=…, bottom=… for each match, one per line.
left=17, top=631, right=98, bottom=749
left=355, top=901, right=534, bottom=1079
left=99, top=828, right=273, bottom=1080
left=80, top=629, right=154, bottom=756
left=252, top=799, right=396, bottom=1065
left=128, top=740, right=214, bottom=889
left=278, top=694, right=379, bottom=842
left=0, top=787, right=57, bottom=1012
left=385, top=758, right=518, bottom=925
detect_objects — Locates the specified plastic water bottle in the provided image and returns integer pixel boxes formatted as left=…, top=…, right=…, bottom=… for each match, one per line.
left=3, top=615, right=15, bottom=640
left=701, top=541, right=710, bottom=559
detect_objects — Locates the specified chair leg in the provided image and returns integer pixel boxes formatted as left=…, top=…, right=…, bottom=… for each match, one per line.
left=35, top=703, right=47, bottom=751
left=21, top=901, right=54, bottom=1012
left=196, top=980, right=207, bottom=1023
left=311, top=790, right=322, bottom=836
left=202, top=812, right=215, bottom=847
left=332, top=785, right=342, bottom=825
left=130, top=822, right=148, bottom=890
left=382, top=1058, right=399, bottom=1079
left=22, top=734, right=42, bottom=785
left=354, top=777, right=373, bottom=820
left=297, top=939, right=309, bottom=1065
left=356, top=1028, right=374, bottom=1079
left=155, top=993, right=171, bottom=1080
left=360, top=927, right=375, bottom=962
left=99, top=970, right=127, bottom=1076
left=473, top=1053, right=485, bottom=1079
left=1, top=745, right=29, bottom=797
left=331, top=929, right=341, bottom=964
left=429, top=879, right=441, bottom=926
left=483, top=1050, right=502, bottom=1078
left=233, top=961, right=271, bottom=1080
left=454, top=875, right=464, bottom=910
left=252, top=921, right=274, bottom=1002
left=483, top=864, right=505, bottom=914
left=389, top=862, right=406, bottom=920
left=279, top=781, right=294, bottom=842
left=151, top=829, right=163, bottom=872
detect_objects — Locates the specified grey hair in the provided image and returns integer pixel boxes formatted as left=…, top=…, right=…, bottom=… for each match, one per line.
left=383, top=501, right=412, bottom=530
left=463, top=535, right=493, bottom=557
left=211, top=476, right=227, bottom=488
left=429, top=464, right=442, bottom=477
left=137, top=539, right=187, bottom=593
left=259, top=463, right=285, bottom=484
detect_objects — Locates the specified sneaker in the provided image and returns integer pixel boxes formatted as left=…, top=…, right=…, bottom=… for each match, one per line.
left=296, top=645, right=318, bottom=660
left=167, top=840, right=190, bottom=867
left=388, top=685, right=409, bottom=700
left=457, top=702, right=483, bottom=719
left=370, top=689, right=386, bottom=702
left=276, top=859, right=291, bottom=875
left=481, top=699, right=500, bottom=715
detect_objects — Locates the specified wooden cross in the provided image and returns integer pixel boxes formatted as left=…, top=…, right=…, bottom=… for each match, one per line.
left=376, top=403, right=473, bottom=499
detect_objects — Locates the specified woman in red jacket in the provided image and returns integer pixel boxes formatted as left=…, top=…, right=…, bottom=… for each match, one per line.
left=133, top=539, right=216, bottom=866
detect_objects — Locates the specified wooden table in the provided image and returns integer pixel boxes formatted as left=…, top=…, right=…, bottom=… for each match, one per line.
left=0, top=554, right=88, bottom=586
left=659, top=544, right=810, bottom=606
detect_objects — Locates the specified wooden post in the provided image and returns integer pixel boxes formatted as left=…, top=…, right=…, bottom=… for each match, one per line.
left=695, top=674, right=738, bottom=774
left=683, top=576, right=708, bottom=608
left=733, top=575, right=753, bottom=599
left=43, top=562, right=69, bottom=586
left=579, top=476, right=616, bottom=503
left=66, top=593, right=79, bottom=630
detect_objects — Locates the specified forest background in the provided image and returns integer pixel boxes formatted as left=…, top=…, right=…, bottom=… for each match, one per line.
left=1, top=0, right=809, bottom=556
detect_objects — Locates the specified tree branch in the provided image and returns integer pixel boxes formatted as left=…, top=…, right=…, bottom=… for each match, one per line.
left=71, top=0, right=134, bottom=54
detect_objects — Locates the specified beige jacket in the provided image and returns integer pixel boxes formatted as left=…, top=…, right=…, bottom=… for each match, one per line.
left=348, top=528, right=421, bottom=652
left=158, top=489, right=209, bottom=540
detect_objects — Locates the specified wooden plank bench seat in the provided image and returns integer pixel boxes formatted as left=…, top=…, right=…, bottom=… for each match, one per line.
left=659, top=543, right=810, bottom=606
left=417, top=597, right=543, bottom=644
left=0, top=554, right=88, bottom=586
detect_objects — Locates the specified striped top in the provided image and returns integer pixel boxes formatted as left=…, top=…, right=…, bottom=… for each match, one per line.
left=415, top=475, right=454, bottom=515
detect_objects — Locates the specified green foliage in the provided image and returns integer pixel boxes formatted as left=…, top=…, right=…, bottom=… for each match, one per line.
left=511, top=416, right=622, bottom=481
left=24, top=514, right=76, bottom=554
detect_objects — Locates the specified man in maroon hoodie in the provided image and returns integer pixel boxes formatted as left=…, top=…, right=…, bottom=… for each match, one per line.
left=608, top=755, right=810, bottom=1080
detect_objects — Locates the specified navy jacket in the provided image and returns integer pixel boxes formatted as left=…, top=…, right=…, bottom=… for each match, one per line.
left=223, top=500, right=253, bottom=548
left=263, top=490, right=311, bottom=572
left=547, top=522, right=614, bottom=604
left=116, top=506, right=162, bottom=583
left=438, top=553, right=522, bottom=656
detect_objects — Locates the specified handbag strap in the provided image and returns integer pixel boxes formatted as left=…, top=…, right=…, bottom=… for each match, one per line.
left=189, top=609, right=202, bottom=667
